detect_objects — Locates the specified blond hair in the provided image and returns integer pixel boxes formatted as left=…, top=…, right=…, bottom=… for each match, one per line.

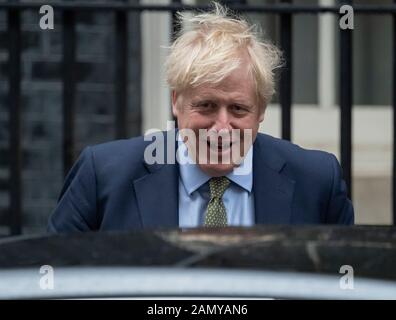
left=165, top=2, right=282, bottom=106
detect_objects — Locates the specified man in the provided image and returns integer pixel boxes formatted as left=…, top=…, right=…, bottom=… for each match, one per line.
left=48, top=4, right=353, bottom=233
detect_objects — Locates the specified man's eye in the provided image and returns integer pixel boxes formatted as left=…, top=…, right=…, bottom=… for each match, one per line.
left=232, top=105, right=247, bottom=113
left=197, top=102, right=215, bottom=109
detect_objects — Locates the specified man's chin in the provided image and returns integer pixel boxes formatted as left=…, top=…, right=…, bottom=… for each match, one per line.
left=197, top=163, right=236, bottom=177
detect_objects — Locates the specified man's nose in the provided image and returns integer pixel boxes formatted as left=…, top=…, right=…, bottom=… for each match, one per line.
left=212, top=107, right=232, bottom=131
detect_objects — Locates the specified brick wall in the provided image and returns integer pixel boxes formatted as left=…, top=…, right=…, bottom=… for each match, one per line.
left=0, top=4, right=142, bottom=235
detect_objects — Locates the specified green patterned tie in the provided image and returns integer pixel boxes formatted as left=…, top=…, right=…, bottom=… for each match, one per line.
left=204, top=177, right=230, bottom=227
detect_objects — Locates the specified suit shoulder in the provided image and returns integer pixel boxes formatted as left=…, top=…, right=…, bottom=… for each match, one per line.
left=256, top=133, right=337, bottom=175
left=81, top=136, right=151, bottom=176
left=257, top=133, right=335, bottom=159
left=90, top=130, right=171, bottom=156
left=82, top=131, right=172, bottom=176
left=90, top=136, right=148, bottom=157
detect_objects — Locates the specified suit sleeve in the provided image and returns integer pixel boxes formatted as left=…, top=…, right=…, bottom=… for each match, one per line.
left=47, top=146, right=99, bottom=233
left=325, top=154, right=354, bottom=225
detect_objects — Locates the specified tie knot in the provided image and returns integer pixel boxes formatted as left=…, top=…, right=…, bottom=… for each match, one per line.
left=209, top=176, right=230, bottom=199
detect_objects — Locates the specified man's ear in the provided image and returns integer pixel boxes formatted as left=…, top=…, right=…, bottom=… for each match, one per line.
left=171, top=91, right=179, bottom=118
left=259, top=105, right=266, bottom=122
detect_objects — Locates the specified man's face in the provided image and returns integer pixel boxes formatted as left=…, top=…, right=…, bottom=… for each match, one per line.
left=172, top=60, right=265, bottom=177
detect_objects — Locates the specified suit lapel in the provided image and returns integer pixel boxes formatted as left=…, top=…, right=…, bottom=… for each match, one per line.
left=253, top=136, right=296, bottom=224
left=133, top=131, right=179, bottom=228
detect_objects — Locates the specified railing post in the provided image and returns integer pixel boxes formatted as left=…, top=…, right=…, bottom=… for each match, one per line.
left=393, top=0, right=396, bottom=225
left=115, top=7, right=129, bottom=139
left=339, top=0, right=353, bottom=200
left=8, top=8, right=22, bottom=235
left=170, top=0, right=182, bottom=125
left=62, top=9, right=76, bottom=177
left=171, top=0, right=181, bottom=41
left=128, top=0, right=142, bottom=136
left=279, top=0, right=293, bottom=141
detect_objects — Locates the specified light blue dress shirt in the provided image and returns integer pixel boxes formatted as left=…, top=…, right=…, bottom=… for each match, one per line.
left=177, top=139, right=255, bottom=228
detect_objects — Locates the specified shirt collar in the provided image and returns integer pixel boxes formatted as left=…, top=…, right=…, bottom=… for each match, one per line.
left=177, top=135, right=253, bottom=195
left=226, top=146, right=253, bottom=193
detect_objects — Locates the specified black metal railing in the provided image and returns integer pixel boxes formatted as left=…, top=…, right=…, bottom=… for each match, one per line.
left=1, top=1, right=396, bottom=235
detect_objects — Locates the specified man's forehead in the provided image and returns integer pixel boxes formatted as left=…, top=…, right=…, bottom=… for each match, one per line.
left=188, top=81, right=256, bottom=103
left=192, top=90, right=252, bottom=102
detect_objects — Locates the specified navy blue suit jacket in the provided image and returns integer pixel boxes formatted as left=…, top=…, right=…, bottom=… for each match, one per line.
left=48, top=132, right=354, bottom=233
